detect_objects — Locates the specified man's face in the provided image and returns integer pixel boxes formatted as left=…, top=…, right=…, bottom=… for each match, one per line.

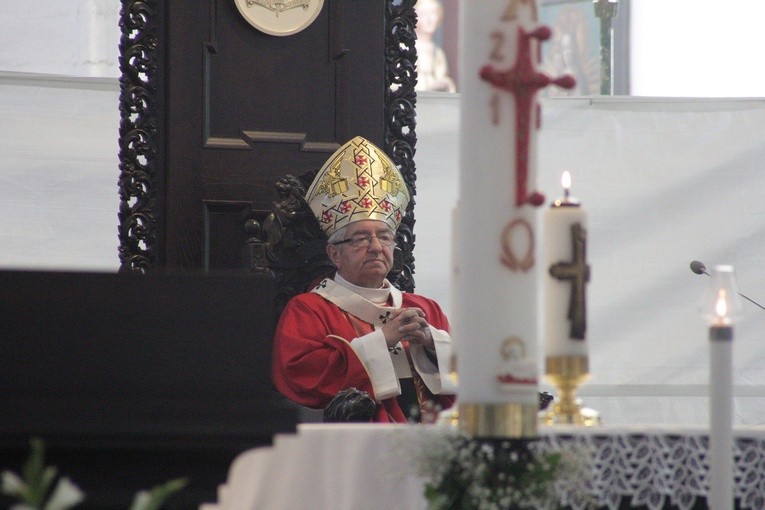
left=327, top=220, right=395, bottom=288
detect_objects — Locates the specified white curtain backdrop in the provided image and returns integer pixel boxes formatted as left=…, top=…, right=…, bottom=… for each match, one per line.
left=415, top=93, right=765, bottom=426
left=0, top=74, right=120, bottom=271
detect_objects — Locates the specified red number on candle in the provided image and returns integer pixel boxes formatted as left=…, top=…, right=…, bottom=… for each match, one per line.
left=491, top=93, right=500, bottom=125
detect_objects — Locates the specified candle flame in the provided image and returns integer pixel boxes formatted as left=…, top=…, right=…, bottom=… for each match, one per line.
left=561, top=171, right=572, bottom=191
left=715, top=289, right=728, bottom=319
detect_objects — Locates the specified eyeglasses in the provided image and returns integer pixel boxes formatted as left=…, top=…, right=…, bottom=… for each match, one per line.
left=332, top=231, right=396, bottom=249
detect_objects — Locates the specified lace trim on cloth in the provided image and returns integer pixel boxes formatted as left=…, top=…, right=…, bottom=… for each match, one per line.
left=539, top=429, right=765, bottom=510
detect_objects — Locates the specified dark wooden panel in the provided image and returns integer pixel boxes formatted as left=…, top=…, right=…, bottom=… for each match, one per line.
left=203, top=200, right=251, bottom=270
left=0, top=269, right=298, bottom=509
left=204, top=1, right=343, bottom=144
left=164, top=0, right=386, bottom=269
left=117, top=0, right=418, bottom=277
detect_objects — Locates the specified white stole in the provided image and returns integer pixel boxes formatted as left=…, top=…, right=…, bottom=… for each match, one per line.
left=311, top=277, right=455, bottom=400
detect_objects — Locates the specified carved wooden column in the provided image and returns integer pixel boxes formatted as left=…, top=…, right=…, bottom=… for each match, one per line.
left=385, top=0, right=418, bottom=293
left=118, top=0, right=163, bottom=272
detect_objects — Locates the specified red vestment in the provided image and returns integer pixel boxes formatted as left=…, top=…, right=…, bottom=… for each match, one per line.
left=272, top=284, right=456, bottom=423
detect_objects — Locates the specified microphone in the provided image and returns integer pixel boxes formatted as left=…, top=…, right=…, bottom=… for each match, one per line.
left=690, top=260, right=708, bottom=276
left=689, top=260, right=765, bottom=311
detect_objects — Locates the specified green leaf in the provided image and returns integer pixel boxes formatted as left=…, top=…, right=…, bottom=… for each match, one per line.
left=129, top=478, right=188, bottom=510
left=21, top=438, right=45, bottom=486
left=21, top=438, right=48, bottom=506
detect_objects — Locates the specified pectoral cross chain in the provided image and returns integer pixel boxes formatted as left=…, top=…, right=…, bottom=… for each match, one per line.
left=549, top=223, right=590, bottom=339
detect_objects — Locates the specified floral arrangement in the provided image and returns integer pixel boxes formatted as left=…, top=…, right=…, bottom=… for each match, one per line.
left=1, top=437, right=187, bottom=510
left=413, top=431, right=592, bottom=510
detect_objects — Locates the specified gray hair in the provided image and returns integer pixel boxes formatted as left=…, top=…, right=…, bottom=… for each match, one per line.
left=327, top=224, right=397, bottom=246
left=327, top=225, right=349, bottom=246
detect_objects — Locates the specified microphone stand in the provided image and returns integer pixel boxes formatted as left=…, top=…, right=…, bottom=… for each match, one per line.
left=690, top=260, right=765, bottom=311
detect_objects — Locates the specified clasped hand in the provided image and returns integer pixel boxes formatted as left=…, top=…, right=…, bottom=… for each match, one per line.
left=381, top=307, right=434, bottom=349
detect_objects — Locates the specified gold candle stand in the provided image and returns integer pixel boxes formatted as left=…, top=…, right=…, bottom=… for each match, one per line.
left=459, top=402, right=538, bottom=437
left=437, top=354, right=538, bottom=438
left=542, top=355, right=600, bottom=426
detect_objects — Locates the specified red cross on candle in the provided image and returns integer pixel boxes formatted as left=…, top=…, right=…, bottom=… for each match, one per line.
left=480, top=25, right=576, bottom=208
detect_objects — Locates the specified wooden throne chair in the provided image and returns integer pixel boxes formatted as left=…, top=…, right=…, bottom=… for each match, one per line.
left=242, top=170, right=554, bottom=421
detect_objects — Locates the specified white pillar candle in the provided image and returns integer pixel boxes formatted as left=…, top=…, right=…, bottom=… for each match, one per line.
left=452, top=0, right=545, bottom=411
left=706, top=270, right=738, bottom=509
left=709, top=324, right=733, bottom=509
left=543, top=171, right=589, bottom=358
left=701, top=265, right=741, bottom=508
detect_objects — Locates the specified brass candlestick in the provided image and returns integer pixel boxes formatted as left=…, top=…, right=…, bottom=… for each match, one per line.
left=542, top=355, right=600, bottom=426
left=448, top=352, right=538, bottom=438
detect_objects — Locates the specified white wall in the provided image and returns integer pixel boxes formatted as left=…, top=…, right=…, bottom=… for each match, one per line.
left=630, top=0, right=765, bottom=97
left=0, top=0, right=120, bottom=78
left=0, top=1, right=120, bottom=269
left=2, top=1, right=764, bottom=94
left=0, top=74, right=120, bottom=271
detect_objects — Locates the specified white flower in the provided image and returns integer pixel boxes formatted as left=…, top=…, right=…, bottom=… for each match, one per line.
left=1, top=471, right=26, bottom=496
left=44, top=477, right=85, bottom=510
left=130, top=490, right=152, bottom=510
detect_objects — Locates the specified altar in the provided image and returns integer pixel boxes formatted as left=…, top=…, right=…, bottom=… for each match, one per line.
left=201, top=423, right=765, bottom=510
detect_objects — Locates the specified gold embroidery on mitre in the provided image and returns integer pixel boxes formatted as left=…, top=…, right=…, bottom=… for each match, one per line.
left=379, top=160, right=406, bottom=195
left=314, top=151, right=349, bottom=197
left=305, top=136, right=410, bottom=236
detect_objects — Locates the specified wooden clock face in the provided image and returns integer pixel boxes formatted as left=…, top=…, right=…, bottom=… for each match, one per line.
left=234, top=0, right=325, bottom=37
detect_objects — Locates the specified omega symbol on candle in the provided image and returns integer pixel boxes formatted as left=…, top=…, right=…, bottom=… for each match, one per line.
left=501, top=218, right=535, bottom=272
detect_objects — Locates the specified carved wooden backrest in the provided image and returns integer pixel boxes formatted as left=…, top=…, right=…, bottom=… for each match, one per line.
left=244, top=169, right=415, bottom=321
left=117, top=0, right=420, bottom=274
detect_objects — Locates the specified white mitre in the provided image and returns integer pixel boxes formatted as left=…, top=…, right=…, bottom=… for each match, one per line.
left=305, top=136, right=410, bottom=236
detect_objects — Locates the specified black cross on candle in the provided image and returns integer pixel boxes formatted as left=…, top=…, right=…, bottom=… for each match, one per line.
left=549, top=223, right=590, bottom=339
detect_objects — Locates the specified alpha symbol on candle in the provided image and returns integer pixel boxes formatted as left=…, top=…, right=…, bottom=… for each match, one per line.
left=549, top=223, right=590, bottom=339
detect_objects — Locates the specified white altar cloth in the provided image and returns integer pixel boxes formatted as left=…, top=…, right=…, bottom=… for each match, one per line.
left=201, top=424, right=430, bottom=510
left=201, top=423, right=765, bottom=510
